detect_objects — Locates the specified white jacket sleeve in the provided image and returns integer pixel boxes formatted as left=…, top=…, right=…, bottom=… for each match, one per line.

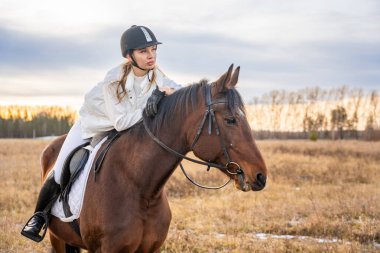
left=162, top=77, right=182, bottom=90
left=156, top=68, right=182, bottom=90
left=102, top=83, right=143, bottom=132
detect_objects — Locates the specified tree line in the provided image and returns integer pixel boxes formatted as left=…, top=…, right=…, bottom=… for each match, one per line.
left=0, top=105, right=76, bottom=138
left=247, top=86, right=379, bottom=140
left=1, top=86, right=379, bottom=140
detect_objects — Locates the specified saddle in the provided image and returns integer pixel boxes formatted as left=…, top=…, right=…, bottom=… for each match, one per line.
left=58, top=129, right=120, bottom=235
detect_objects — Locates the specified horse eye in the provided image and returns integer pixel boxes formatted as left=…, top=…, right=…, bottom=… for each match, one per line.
left=225, top=117, right=236, bottom=125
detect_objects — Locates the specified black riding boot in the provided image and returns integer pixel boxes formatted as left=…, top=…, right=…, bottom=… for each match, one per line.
left=21, top=172, right=60, bottom=242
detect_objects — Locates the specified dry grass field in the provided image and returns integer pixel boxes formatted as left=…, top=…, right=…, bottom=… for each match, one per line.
left=0, top=139, right=379, bottom=252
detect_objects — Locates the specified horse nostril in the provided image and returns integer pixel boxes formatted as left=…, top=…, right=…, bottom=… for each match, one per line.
left=256, top=173, right=266, bottom=186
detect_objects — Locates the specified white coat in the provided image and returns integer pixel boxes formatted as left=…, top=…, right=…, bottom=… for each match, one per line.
left=79, top=64, right=181, bottom=139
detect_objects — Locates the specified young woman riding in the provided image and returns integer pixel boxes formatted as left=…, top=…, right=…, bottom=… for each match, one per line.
left=21, top=25, right=181, bottom=242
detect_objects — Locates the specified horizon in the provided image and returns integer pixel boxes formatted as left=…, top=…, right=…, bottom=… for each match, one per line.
left=0, top=84, right=378, bottom=111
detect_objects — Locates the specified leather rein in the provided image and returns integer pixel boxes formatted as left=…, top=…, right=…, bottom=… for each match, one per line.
left=143, top=84, right=245, bottom=190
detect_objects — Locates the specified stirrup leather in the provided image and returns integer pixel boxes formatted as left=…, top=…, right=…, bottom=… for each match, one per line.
left=21, top=211, right=49, bottom=242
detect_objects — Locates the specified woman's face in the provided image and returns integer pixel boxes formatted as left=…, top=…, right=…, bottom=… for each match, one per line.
left=128, top=45, right=157, bottom=71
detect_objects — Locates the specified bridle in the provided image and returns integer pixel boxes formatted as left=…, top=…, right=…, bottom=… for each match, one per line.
left=143, top=84, right=246, bottom=190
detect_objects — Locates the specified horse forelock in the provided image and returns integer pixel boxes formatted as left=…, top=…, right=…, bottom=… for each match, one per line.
left=226, top=87, right=245, bottom=116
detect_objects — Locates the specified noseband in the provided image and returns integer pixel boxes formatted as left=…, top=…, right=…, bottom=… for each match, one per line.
left=143, top=84, right=245, bottom=189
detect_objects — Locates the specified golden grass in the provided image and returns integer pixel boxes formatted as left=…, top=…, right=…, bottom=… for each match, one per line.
left=0, top=139, right=379, bottom=252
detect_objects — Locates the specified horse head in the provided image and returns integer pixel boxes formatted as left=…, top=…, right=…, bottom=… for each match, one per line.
left=185, top=64, right=267, bottom=192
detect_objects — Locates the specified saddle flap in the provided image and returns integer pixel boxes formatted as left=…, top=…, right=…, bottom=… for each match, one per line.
left=69, top=148, right=89, bottom=175
left=60, top=142, right=90, bottom=190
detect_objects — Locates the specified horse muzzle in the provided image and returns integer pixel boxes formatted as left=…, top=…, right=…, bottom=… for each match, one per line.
left=234, top=172, right=266, bottom=192
left=252, top=173, right=266, bottom=191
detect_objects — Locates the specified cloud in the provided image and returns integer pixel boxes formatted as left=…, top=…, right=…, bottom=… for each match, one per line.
left=159, top=29, right=380, bottom=89
left=1, top=24, right=379, bottom=101
left=0, top=26, right=122, bottom=70
left=0, top=0, right=379, bottom=103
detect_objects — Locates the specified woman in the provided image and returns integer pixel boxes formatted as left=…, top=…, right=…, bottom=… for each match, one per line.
left=21, top=25, right=181, bottom=242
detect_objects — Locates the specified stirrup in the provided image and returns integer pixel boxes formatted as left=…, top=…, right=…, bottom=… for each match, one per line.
left=21, top=211, right=49, bottom=242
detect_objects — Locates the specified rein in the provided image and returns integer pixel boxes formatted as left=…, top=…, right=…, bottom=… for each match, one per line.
left=143, top=84, right=245, bottom=190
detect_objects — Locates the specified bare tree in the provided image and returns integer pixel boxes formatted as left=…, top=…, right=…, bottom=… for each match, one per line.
left=331, top=106, right=348, bottom=140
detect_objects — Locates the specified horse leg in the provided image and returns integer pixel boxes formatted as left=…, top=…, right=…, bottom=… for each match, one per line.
left=65, top=244, right=81, bottom=253
left=49, top=232, right=66, bottom=253
left=138, top=194, right=172, bottom=253
left=49, top=229, right=83, bottom=253
left=51, top=232, right=81, bottom=253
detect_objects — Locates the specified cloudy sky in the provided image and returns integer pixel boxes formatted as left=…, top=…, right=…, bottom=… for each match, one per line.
left=0, top=0, right=379, bottom=108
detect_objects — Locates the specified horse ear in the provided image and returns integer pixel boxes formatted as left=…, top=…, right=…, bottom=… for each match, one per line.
left=228, top=66, right=240, bottom=88
left=215, top=64, right=234, bottom=93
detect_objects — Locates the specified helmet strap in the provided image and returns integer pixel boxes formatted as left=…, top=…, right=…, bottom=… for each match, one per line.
left=129, top=50, right=152, bottom=82
left=129, top=51, right=147, bottom=71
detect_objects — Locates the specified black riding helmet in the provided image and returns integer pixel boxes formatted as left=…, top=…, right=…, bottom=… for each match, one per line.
left=120, top=25, right=162, bottom=58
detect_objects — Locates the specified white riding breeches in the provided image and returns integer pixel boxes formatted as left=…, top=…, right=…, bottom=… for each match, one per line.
left=52, top=120, right=89, bottom=184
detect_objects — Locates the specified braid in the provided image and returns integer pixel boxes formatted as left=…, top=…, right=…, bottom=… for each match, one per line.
left=115, top=61, right=133, bottom=102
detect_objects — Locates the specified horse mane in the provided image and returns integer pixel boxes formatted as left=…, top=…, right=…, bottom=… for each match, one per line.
left=138, top=79, right=245, bottom=135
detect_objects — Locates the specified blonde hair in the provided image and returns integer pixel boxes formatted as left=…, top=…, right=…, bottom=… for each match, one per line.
left=115, top=61, right=157, bottom=102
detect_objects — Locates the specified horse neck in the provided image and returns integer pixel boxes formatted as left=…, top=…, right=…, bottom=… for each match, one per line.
left=130, top=88, right=204, bottom=199
left=123, top=127, right=184, bottom=200
left=149, top=135, right=186, bottom=196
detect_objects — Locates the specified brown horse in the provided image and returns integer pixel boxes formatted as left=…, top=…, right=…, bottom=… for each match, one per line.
left=40, top=65, right=267, bottom=252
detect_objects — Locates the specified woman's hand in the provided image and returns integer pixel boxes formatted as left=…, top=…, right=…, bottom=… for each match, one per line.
left=145, top=87, right=165, bottom=117
left=159, top=86, right=175, bottom=95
